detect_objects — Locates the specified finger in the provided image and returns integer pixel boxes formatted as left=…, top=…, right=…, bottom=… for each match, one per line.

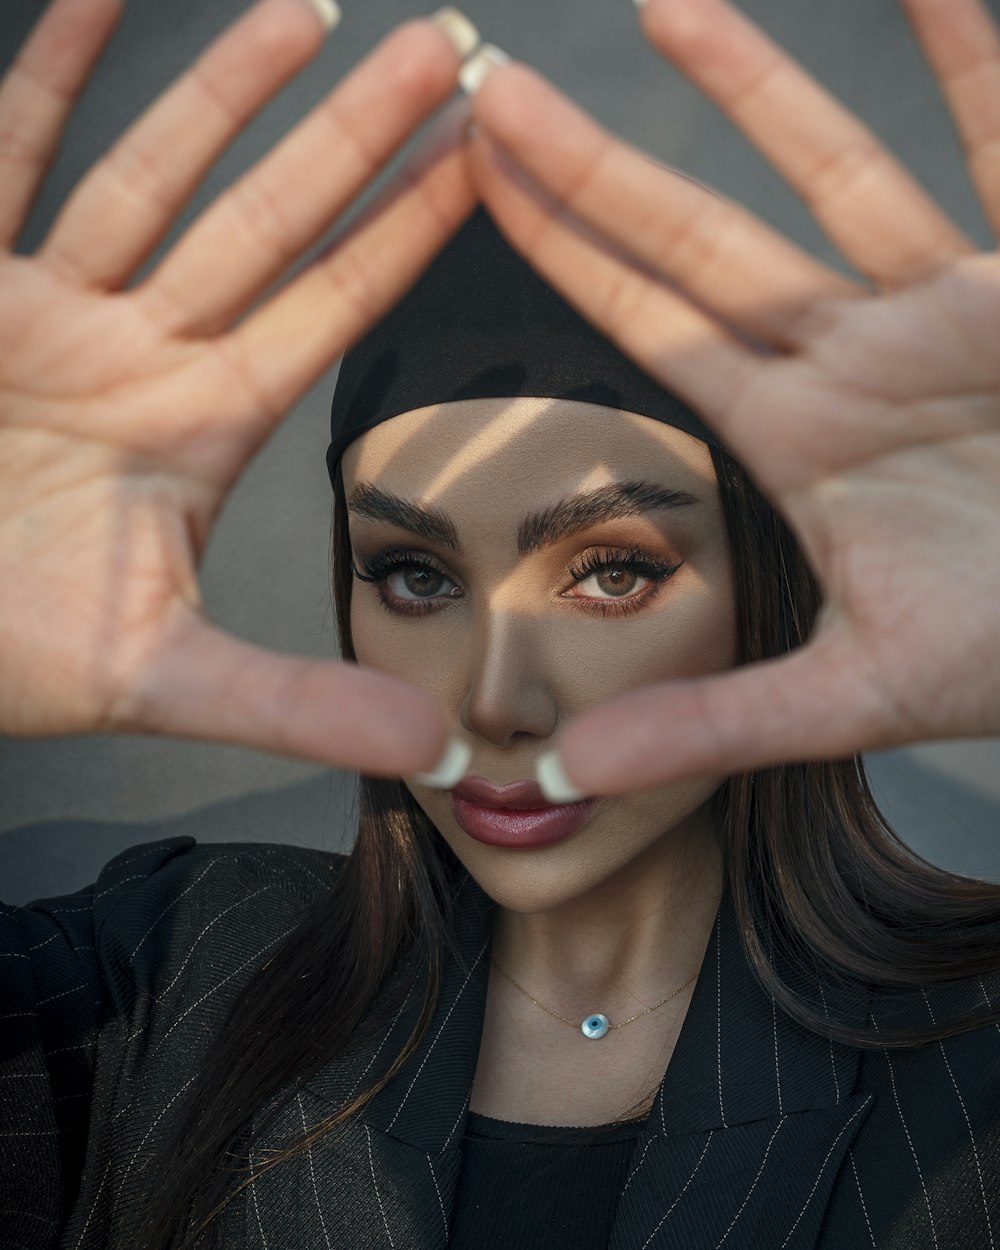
left=639, top=0, right=976, bottom=287
left=472, top=62, right=863, bottom=350
left=900, top=0, right=1000, bottom=238
left=0, top=0, right=123, bottom=249
left=38, top=0, right=336, bottom=288
left=547, top=630, right=896, bottom=795
left=467, top=129, right=759, bottom=442
left=209, top=97, right=476, bottom=445
left=133, top=16, right=470, bottom=337
left=104, top=603, right=451, bottom=776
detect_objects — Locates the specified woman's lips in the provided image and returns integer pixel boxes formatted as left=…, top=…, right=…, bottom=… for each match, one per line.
left=449, top=792, right=599, bottom=849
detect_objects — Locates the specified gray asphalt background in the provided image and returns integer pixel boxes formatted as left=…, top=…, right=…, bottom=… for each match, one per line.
left=1, top=0, right=998, bottom=904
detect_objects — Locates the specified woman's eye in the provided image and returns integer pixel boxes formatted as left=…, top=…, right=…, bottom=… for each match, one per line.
left=385, top=566, right=455, bottom=600
left=574, top=566, right=650, bottom=599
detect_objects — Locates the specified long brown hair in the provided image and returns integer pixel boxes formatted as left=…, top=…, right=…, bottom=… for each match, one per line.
left=137, top=444, right=1000, bottom=1249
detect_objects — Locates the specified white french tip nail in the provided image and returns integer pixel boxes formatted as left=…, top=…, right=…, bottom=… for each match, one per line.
left=303, top=0, right=342, bottom=31
left=412, top=738, right=472, bottom=790
left=536, top=750, right=588, bottom=804
left=431, top=8, right=481, bottom=60
left=459, top=44, right=511, bottom=95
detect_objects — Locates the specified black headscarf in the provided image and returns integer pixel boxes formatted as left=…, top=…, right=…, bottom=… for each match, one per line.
left=327, top=208, right=718, bottom=486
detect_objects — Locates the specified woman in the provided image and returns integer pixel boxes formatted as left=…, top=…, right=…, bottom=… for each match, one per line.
left=1, top=0, right=999, bottom=1248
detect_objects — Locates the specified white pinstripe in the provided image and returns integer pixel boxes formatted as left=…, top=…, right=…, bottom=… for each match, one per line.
left=427, top=1154, right=449, bottom=1238
left=71, top=1159, right=113, bottom=1250
left=113, top=1073, right=198, bottom=1197
left=36, top=981, right=86, bottom=1007
left=715, top=909, right=728, bottom=1128
left=620, top=1137, right=654, bottom=1197
left=779, top=1094, right=873, bottom=1248
left=127, top=860, right=222, bottom=961
left=99, top=843, right=181, bottom=875
left=921, top=986, right=996, bottom=1250
left=144, top=926, right=300, bottom=1055
left=978, top=977, right=1000, bottom=1038
left=27, top=931, right=58, bottom=953
left=41, top=1043, right=89, bottom=1059
left=848, top=1148, right=878, bottom=1248
left=366, top=1125, right=395, bottom=1248
left=125, top=884, right=276, bottom=1045
left=714, top=1118, right=787, bottom=1247
left=346, top=976, right=423, bottom=1107
left=95, top=873, right=149, bottom=899
left=112, top=925, right=299, bottom=1124
left=638, top=1130, right=716, bottom=1249
left=249, top=1151, right=271, bottom=1250
left=386, top=937, right=489, bottom=1130
left=297, top=1093, right=333, bottom=1250
left=441, top=1093, right=470, bottom=1151
left=771, top=994, right=784, bottom=1115
left=818, top=981, right=841, bottom=1102
left=872, top=1016, right=940, bottom=1250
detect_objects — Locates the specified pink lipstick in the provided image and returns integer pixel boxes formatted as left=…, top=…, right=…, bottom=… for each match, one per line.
left=449, top=776, right=598, bottom=849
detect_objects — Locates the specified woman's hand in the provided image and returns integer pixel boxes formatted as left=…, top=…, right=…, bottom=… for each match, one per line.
left=465, top=0, right=1000, bottom=796
left=0, top=0, right=478, bottom=777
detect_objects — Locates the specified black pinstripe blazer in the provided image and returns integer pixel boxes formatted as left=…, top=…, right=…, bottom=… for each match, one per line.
left=3, top=834, right=1000, bottom=1249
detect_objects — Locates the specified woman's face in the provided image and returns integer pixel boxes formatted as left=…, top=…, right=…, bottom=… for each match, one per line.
left=342, top=397, right=737, bottom=914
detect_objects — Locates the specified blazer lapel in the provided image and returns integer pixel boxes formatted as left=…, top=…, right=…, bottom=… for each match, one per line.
left=286, top=869, right=495, bottom=1249
left=609, top=883, right=876, bottom=1249
left=284, top=870, right=875, bottom=1250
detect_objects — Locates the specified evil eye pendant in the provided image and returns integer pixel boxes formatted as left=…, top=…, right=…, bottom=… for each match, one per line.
left=581, top=1013, right=610, bottom=1040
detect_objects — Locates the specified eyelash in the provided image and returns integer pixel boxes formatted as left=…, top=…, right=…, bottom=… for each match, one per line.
left=351, top=546, right=683, bottom=620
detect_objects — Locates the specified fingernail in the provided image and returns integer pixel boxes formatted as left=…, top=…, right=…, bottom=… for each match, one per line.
left=459, top=44, right=511, bottom=95
left=411, top=737, right=472, bottom=789
left=302, top=0, right=342, bottom=31
left=536, top=750, right=589, bottom=803
left=431, top=7, right=481, bottom=60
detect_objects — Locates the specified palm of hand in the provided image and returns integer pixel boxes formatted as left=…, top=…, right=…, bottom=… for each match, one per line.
left=730, top=255, right=1000, bottom=747
left=0, top=250, right=270, bottom=735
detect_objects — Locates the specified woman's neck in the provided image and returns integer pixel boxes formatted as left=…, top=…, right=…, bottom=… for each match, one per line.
left=488, top=818, right=725, bottom=1017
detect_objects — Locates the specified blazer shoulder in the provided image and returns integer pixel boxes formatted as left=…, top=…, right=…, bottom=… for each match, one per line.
left=89, top=835, right=346, bottom=916
left=59, top=836, right=348, bottom=1007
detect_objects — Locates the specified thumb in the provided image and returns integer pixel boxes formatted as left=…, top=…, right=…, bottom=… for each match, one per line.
left=546, top=631, right=894, bottom=795
left=105, top=605, right=451, bottom=778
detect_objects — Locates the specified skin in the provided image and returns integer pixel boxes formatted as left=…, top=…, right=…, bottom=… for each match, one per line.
left=344, top=396, right=735, bottom=1121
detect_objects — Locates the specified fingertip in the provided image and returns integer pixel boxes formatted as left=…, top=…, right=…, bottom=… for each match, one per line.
left=410, top=737, right=472, bottom=789
left=536, top=750, right=590, bottom=803
left=377, top=16, right=471, bottom=104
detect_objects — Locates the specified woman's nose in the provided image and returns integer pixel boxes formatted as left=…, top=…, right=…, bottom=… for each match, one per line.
left=458, top=612, right=559, bottom=748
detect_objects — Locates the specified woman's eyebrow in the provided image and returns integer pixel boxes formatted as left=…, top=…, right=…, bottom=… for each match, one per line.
left=517, top=481, right=699, bottom=554
left=349, top=482, right=459, bottom=549
left=348, top=480, right=699, bottom=555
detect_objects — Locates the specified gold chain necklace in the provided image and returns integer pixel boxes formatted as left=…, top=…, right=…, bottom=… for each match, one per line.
left=490, top=958, right=698, bottom=1040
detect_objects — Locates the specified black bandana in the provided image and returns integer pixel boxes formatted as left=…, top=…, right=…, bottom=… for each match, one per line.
left=327, top=208, right=719, bottom=487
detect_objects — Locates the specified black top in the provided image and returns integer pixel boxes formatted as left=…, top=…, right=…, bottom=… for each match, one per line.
left=450, top=1112, right=645, bottom=1249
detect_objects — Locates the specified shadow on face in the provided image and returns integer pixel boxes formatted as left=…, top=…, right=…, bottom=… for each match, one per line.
left=341, top=396, right=736, bottom=916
